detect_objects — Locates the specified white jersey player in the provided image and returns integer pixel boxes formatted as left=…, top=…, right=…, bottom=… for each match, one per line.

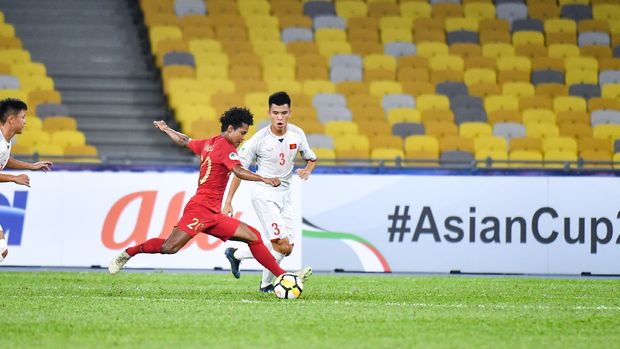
left=223, top=91, right=316, bottom=292
left=0, top=98, right=54, bottom=262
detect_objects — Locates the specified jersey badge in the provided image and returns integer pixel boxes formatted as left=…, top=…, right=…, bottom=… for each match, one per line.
left=229, top=152, right=239, bottom=160
left=289, top=143, right=297, bottom=150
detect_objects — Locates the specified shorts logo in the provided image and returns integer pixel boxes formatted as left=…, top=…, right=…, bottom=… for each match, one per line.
left=229, top=152, right=239, bottom=160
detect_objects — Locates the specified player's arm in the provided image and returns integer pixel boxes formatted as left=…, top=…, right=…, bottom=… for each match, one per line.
left=153, top=120, right=190, bottom=147
left=222, top=175, right=242, bottom=216
left=231, top=164, right=280, bottom=187
left=0, top=172, right=30, bottom=186
left=295, top=158, right=316, bottom=180
left=6, top=158, right=52, bottom=172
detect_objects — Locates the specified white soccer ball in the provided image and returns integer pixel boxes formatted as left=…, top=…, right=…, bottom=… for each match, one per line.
left=273, top=273, right=303, bottom=299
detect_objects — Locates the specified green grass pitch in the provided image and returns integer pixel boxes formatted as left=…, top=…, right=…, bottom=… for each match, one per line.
left=1, top=271, right=619, bottom=349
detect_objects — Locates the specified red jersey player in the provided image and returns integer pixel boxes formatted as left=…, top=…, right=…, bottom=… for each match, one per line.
left=108, top=107, right=311, bottom=281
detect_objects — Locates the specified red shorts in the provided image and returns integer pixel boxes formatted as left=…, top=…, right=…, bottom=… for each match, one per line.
left=177, top=202, right=241, bottom=241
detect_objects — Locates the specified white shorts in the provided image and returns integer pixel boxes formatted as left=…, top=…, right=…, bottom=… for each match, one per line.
left=251, top=186, right=295, bottom=243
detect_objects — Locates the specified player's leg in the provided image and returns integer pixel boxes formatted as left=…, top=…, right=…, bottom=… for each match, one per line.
left=0, top=225, right=8, bottom=262
left=109, top=227, right=193, bottom=274
left=225, top=188, right=280, bottom=278
left=258, top=237, right=289, bottom=291
left=229, top=222, right=286, bottom=278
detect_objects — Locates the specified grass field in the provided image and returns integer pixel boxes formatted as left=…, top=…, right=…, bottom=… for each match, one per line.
left=1, top=271, right=619, bottom=349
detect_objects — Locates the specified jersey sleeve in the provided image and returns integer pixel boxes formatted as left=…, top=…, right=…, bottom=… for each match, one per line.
left=220, top=143, right=242, bottom=171
left=297, top=128, right=317, bottom=161
left=187, top=139, right=207, bottom=156
left=237, top=134, right=258, bottom=168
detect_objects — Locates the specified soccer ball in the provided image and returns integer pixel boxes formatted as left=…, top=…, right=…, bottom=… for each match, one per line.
left=273, top=273, right=303, bottom=299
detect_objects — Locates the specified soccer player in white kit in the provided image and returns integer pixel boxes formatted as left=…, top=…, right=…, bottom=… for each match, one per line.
left=0, top=98, right=53, bottom=262
left=223, top=91, right=316, bottom=292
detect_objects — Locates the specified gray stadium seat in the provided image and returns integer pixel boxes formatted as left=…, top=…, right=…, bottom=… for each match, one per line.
left=307, top=134, right=334, bottom=149
left=569, top=84, right=601, bottom=100
left=163, top=52, right=195, bottom=67
left=316, top=106, right=352, bottom=123
left=560, top=4, right=592, bottom=22
left=578, top=32, right=610, bottom=47
left=531, top=70, right=565, bottom=85
left=384, top=42, right=416, bottom=57
left=330, top=66, right=363, bottom=83
left=614, top=45, right=620, bottom=58
left=453, top=106, right=488, bottom=124
left=331, top=54, right=363, bottom=69
left=382, top=94, right=415, bottom=111
left=436, top=82, right=468, bottom=98
left=446, top=30, right=479, bottom=45
left=0, top=75, right=20, bottom=89
left=451, top=95, right=483, bottom=109
left=303, top=1, right=336, bottom=18
left=312, top=93, right=347, bottom=109
left=495, top=0, right=525, bottom=4
left=440, top=150, right=475, bottom=168
left=36, top=103, right=69, bottom=118
left=615, top=139, right=620, bottom=154
left=281, top=28, right=313, bottom=43
left=174, top=0, right=207, bottom=17
left=511, top=18, right=544, bottom=32
left=496, top=3, right=528, bottom=23
left=591, top=110, right=620, bottom=126
left=493, top=122, right=526, bottom=140
left=392, top=122, right=425, bottom=138
left=313, top=15, right=346, bottom=30
left=599, top=70, right=620, bottom=86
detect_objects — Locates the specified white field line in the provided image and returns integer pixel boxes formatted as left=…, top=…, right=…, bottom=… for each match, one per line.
left=5, top=294, right=620, bottom=311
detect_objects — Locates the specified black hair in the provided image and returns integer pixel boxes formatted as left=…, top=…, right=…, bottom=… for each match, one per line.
left=0, top=98, right=27, bottom=124
left=219, top=106, right=254, bottom=132
left=268, top=91, right=291, bottom=108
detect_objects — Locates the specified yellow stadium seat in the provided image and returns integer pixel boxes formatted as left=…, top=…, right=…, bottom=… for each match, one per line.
left=487, top=110, right=521, bottom=124
left=520, top=96, right=553, bottom=112
left=386, top=108, right=421, bottom=126
left=149, top=26, right=183, bottom=53
left=445, top=18, right=479, bottom=32
left=266, top=80, right=302, bottom=94
left=416, top=94, right=450, bottom=112
left=253, top=40, right=287, bottom=56
left=0, top=23, right=16, bottom=38
left=544, top=149, right=578, bottom=168
left=336, top=1, right=368, bottom=19
left=369, top=81, right=402, bottom=97
left=432, top=3, right=463, bottom=19
left=509, top=150, right=544, bottom=168
left=476, top=148, right=508, bottom=168
left=318, top=41, right=351, bottom=57
left=464, top=68, right=497, bottom=86
left=465, top=2, right=495, bottom=19
left=565, top=69, right=598, bottom=86
left=0, top=89, right=27, bottom=102
left=334, top=134, right=370, bottom=159
left=474, top=136, right=508, bottom=153
left=189, top=39, right=222, bottom=55
left=502, top=82, right=535, bottom=98
left=560, top=122, right=592, bottom=141
left=35, top=143, right=64, bottom=157
left=522, top=109, right=556, bottom=125
left=593, top=4, right=620, bottom=22
left=439, top=136, right=474, bottom=153
left=400, top=2, right=432, bottom=19
left=380, top=16, right=413, bottom=31
left=50, top=130, right=86, bottom=147
left=371, top=147, right=405, bottom=163
left=543, top=136, right=578, bottom=153
left=553, top=96, right=587, bottom=113
left=416, top=42, right=449, bottom=59
left=196, top=66, right=228, bottom=80
left=201, top=79, right=235, bottom=95
left=325, top=121, right=359, bottom=138
left=19, top=76, right=54, bottom=93
left=11, top=143, right=34, bottom=156
left=0, top=37, right=23, bottom=50
left=565, top=57, right=598, bottom=71
left=497, top=56, right=531, bottom=73
left=238, top=1, right=271, bottom=17
left=512, top=31, right=545, bottom=46
left=0, top=49, right=30, bottom=65
left=601, top=84, right=620, bottom=99
left=404, top=135, right=439, bottom=164
left=482, top=43, right=514, bottom=59
left=547, top=44, right=580, bottom=60
left=428, top=55, right=464, bottom=72
left=175, top=105, right=218, bottom=129
left=545, top=18, right=577, bottom=35
left=593, top=124, right=620, bottom=142
left=303, top=80, right=335, bottom=96
left=484, top=95, right=519, bottom=113
left=381, top=29, right=413, bottom=44
left=459, top=122, right=492, bottom=139
left=313, top=148, right=336, bottom=161
left=43, top=116, right=77, bottom=132
left=364, top=54, right=397, bottom=72
left=11, top=62, right=47, bottom=78
left=511, top=137, right=543, bottom=152
left=63, top=145, right=100, bottom=163
left=424, top=120, right=457, bottom=138
left=526, top=123, right=560, bottom=139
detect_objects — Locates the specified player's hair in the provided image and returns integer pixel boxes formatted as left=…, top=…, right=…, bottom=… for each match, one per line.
left=220, top=106, right=254, bottom=132
left=0, top=98, right=27, bottom=124
left=268, top=91, right=291, bottom=108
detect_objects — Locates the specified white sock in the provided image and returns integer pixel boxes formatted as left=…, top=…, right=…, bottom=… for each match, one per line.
left=233, top=245, right=254, bottom=260
left=261, top=250, right=284, bottom=288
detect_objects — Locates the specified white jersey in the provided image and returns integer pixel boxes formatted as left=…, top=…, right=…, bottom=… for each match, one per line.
left=0, top=133, right=11, bottom=171
left=238, top=123, right=316, bottom=189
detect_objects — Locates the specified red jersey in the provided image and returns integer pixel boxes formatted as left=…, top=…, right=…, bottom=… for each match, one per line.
left=187, top=135, right=241, bottom=213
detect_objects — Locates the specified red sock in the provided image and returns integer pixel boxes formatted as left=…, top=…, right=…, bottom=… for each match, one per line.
left=125, top=238, right=165, bottom=257
left=247, top=226, right=286, bottom=277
